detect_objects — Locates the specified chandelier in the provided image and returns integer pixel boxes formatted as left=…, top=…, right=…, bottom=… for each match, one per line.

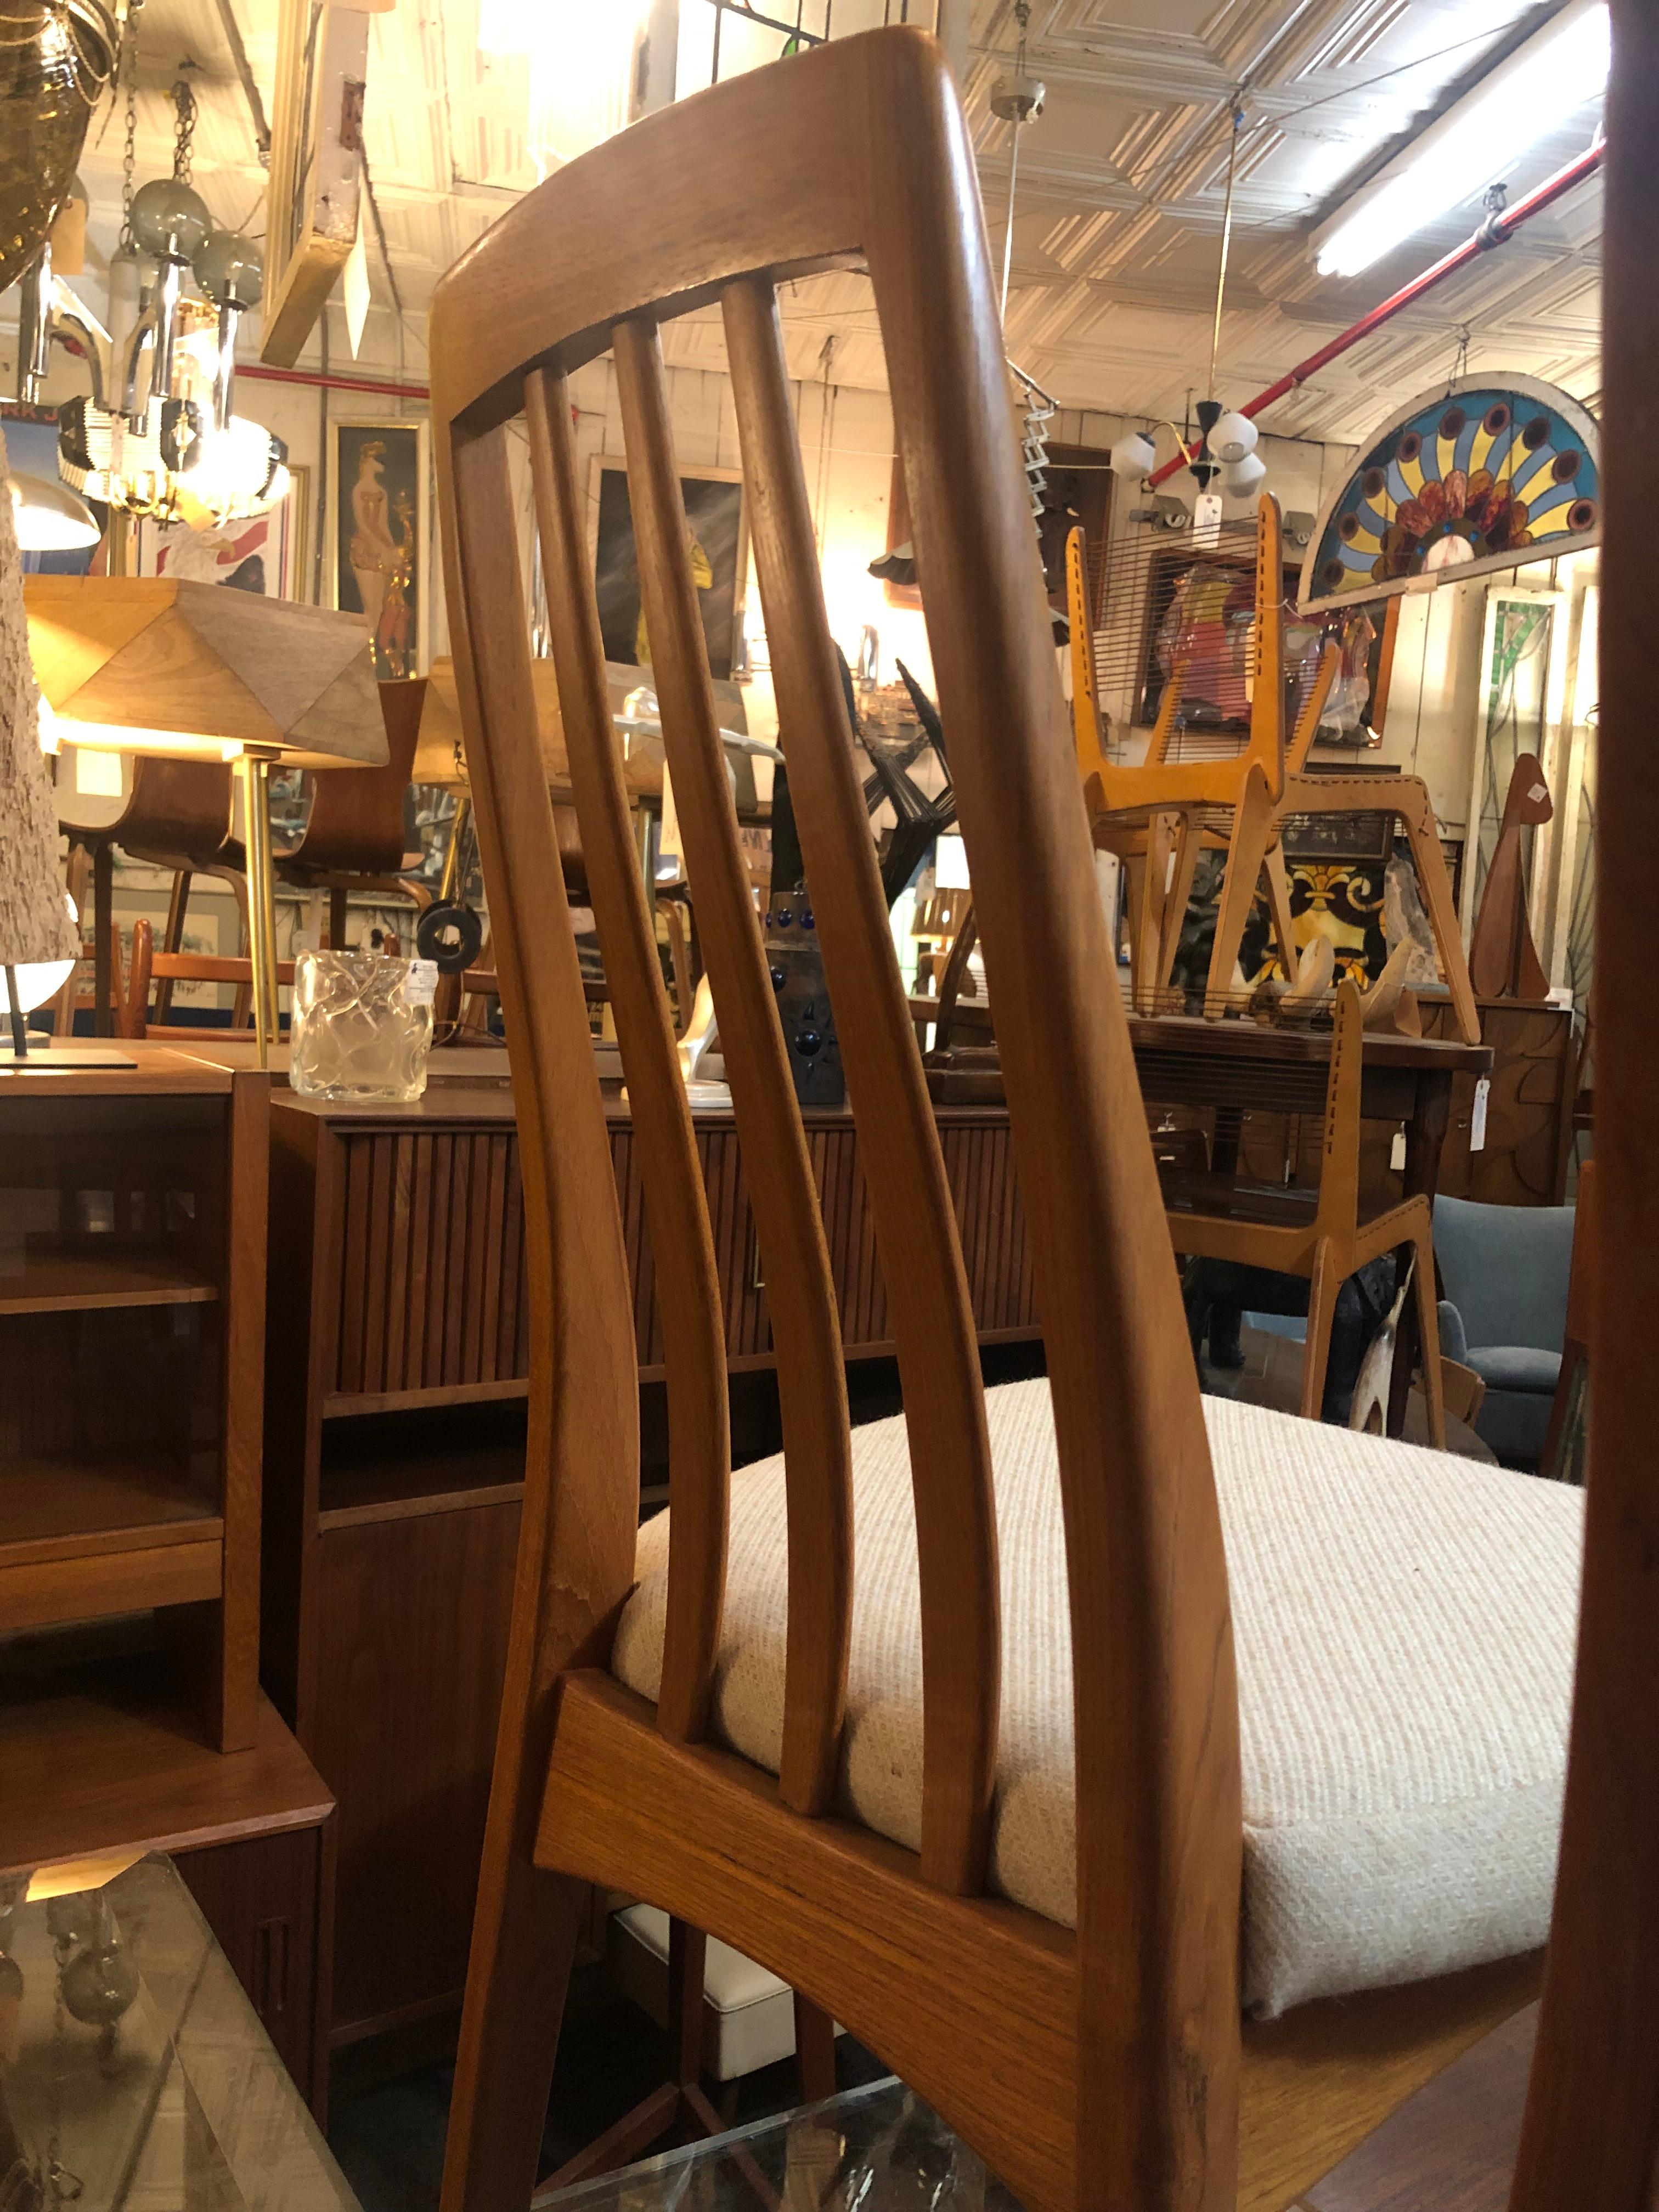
left=21, top=12, right=289, bottom=531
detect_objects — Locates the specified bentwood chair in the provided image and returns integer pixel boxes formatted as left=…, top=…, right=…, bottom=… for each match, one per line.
left=430, top=30, right=1588, bottom=2212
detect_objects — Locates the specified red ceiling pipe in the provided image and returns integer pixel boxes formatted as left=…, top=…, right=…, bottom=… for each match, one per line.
left=238, top=362, right=431, bottom=402
left=1147, top=137, right=1605, bottom=488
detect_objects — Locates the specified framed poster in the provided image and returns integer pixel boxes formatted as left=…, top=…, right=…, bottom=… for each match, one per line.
left=330, top=420, right=428, bottom=680
left=591, top=458, right=746, bottom=681
left=137, top=466, right=311, bottom=597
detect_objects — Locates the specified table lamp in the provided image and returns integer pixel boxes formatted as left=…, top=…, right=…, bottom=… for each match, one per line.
left=0, top=427, right=81, bottom=1064
left=25, top=575, right=388, bottom=1065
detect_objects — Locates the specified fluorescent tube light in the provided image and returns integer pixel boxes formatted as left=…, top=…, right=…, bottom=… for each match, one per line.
left=1313, top=0, right=1610, bottom=279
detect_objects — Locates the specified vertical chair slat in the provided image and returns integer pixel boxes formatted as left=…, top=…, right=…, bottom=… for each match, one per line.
left=721, top=275, right=999, bottom=1895
left=524, top=364, right=730, bottom=1745
left=854, top=38, right=1242, bottom=2205
left=435, top=416, right=643, bottom=2212
left=611, top=314, right=854, bottom=1818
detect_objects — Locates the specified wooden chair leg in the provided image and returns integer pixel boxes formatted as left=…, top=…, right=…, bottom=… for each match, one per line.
left=1263, top=843, right=1300, bottom=986
left=330, top=885, right=351, bottom=952
left=1204, top=765, right=1276, bottom=1020
left=154, top=867, right=192, bottom=1024
left=668, top=1916, right=708, bottom=2096
left=441, top=1860, right=590, bottom=2212
left=1301, top=1238, right=1341, bottom=1422
left=92, top=839, right=114, bottom=1037
left=1156, top=815, right=1203, bottom=1005
left=1396, top=795, right=1481, bottom=1047
left=1410, top=1228, right=1447, bottom=1449
left=1126, top=843, right=1164, bottom=1014
left=793, top=1991, right=837, bottom=2104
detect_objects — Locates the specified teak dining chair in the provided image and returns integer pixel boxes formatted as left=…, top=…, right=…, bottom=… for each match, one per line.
left=430, top=30, right=1588, bottom=2212
left=1160, top=976, right=1446, bottom=1445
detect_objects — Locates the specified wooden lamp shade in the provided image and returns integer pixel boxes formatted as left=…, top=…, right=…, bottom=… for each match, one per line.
left=0, top=432, right=78, bottom=968
left=415, top=652, right=664, bottom=797
left=25, top=577, right=390, bottom=773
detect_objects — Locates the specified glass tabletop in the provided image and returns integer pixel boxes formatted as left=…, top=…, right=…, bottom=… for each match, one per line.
left=0, top=1852, right=360, bottom=2212
left=535, top=2076, right=1021, bottom=2212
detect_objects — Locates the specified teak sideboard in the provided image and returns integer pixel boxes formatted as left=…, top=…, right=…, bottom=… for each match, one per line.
left=261, top=1062, right=1037, bottom=2047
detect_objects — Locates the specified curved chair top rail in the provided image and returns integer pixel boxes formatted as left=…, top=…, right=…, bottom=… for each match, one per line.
left=431, top=28, right=1242, bottom=2207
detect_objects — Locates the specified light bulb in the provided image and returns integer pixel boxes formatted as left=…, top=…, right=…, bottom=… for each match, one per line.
left=1110, top=431, right=1156, bottom=481
left=1222, top=453, right=1268, bottom=499
left=1211, top=411, right=1258, bottom=464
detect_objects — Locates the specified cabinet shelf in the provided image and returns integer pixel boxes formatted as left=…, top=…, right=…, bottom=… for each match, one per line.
left=1, top=1453, right=222, bottom=1575
left=0, top=1257, right=220, bottom=1317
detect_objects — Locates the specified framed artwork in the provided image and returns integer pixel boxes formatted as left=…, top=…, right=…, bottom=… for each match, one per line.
left=137, top=466, right=311, bottom=598
left=591, top=458, right=746, bottom=681
left=330, top=421, right=428, bottom=680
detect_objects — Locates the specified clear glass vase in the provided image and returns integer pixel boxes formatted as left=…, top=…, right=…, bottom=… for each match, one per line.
left=289, top=950, right=436, bottom=1103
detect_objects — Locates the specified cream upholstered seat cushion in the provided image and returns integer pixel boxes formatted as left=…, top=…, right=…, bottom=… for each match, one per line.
left=610, top=1380, right=1583, bottom=2017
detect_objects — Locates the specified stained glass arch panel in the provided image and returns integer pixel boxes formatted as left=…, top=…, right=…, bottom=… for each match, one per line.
left=1299, top=375, right=1600, bottom=614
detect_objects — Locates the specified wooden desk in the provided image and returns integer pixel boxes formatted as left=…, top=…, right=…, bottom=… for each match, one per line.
left=261, top=1079, right=1035, bottom=2048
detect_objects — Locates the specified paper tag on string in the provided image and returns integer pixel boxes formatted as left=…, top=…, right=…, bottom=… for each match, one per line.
left=406, top=960, right=438, bottom=1006
left=1470, top=1076, right=1489, bottom=1153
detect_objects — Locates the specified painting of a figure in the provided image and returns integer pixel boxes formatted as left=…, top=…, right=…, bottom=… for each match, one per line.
left=594, top=462, right=745, bottom=681
left=334, top=421, right=424, bottom=679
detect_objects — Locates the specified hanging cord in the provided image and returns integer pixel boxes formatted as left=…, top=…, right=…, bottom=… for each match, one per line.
left=995, top=0, right=1036, bottom=324
left=1207, top=99, right=1244, bottom=401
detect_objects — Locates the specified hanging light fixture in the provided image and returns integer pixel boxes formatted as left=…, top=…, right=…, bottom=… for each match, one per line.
left=1108, top=99, right=1267, bottom=523
left=41, top=42, right=290, bottom=530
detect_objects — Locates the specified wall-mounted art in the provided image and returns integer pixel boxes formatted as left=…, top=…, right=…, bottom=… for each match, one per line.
left=1299, top=375, right=1599, bottom=614
left=330, top=422, right=427, bottom=680
left=592, top=459, right=746, bottom=682
left=138, top=466, right=310, bottom=599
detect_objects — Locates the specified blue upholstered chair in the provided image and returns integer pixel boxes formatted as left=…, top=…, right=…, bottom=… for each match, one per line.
left=1432, top=1195, right=1577, bottom=1465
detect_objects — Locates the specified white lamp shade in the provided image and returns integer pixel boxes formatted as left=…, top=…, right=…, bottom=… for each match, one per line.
left=1211, top=411, right=1259, bottom=465
left=0, top=891, right=78, bottom=1013
left=1110, top=431, right=1157, bottom=481
left=1222, top=452, right=1268, bottom=499
left=9, top=472, right=100, bottom=552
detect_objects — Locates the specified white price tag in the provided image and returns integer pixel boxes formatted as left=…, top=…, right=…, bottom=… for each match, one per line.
left=1470, top=1075, right=1489, bottom=1153
left=1390, top=1131, right=1407, bottom=1172
left=406, top=959, right=439, bottom=1006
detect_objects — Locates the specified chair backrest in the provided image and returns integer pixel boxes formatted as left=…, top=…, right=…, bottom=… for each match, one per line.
left=430, top=28, right=1240, bottom=2207
left=1431, top=1194, right=1575, bottom=1355
left=289, top=680, right=424, bottom=876
left=122, top=916, right=294, bottom=1039
left=59, top=752, right=235, bottom=857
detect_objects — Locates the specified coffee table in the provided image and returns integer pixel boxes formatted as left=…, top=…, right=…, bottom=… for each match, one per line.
left=0, top=1853, right=359, bottom=2210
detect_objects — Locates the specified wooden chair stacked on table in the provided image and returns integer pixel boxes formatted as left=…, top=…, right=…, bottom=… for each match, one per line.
left=1068, top=526, right=1480, bottom=1044
left=1067, top=505, right=1331, bottom=1016
left=430, top=30, right=1595, bottom=2212
left=1161, top=975, right=1446, bottom=1443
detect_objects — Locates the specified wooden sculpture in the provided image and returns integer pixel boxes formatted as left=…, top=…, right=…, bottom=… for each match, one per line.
left=1467, top=753, right=1554, bottom=1001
